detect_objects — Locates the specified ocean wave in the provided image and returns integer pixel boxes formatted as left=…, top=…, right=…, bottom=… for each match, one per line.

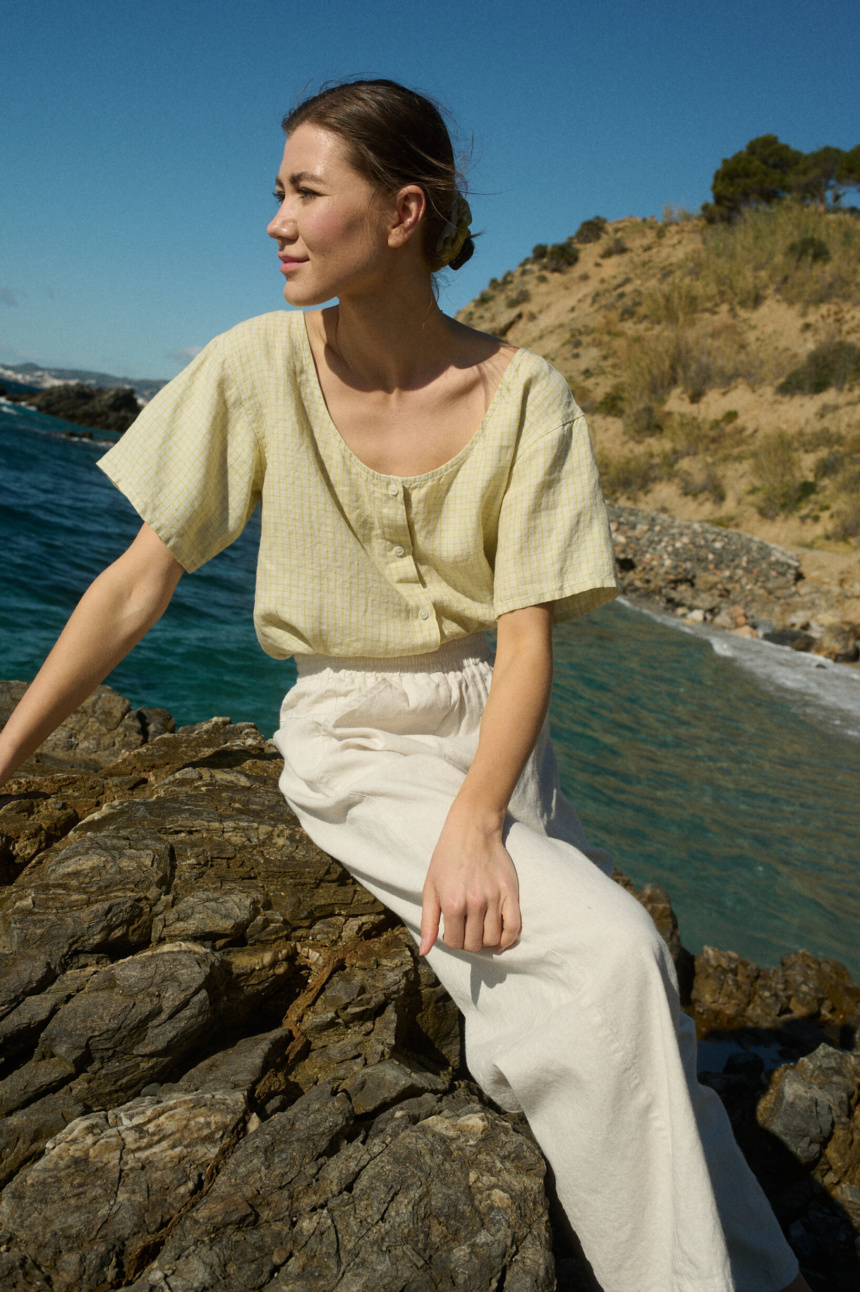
left=621, top=596, right=860, bottom=741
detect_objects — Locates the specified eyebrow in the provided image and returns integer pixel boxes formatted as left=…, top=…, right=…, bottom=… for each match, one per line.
left=278, top=170, right=325, bottom=188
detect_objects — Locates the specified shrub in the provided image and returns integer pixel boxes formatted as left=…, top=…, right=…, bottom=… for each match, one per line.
left=624, top=401, right=664, bottom=439
left=545, top=241, right=580, bottom=272
left=787, top=235, right=831, bottom=264
left=597, top=449, right=657, bottom=499
left=595, top=389, right=625, bottom=417
left=531, top=244, right=548, bottom=260
left=777, top=339, right=860, bottom=394
left=750, top=431, right=814, bottom=516
left=831, top=499, right=860, bottom=542
left=505, top=288, right=531, bottom=308
left=814, top=448, right=844, bottom=479
left=662, top=205, right=696, bottom=224
left=680, top=463, right=726, bottom=504
left=600, top=238, right=629, bottom=258
left=617, top=317, right=768, bottom=407
left=575, top=216, right=608, bottom=244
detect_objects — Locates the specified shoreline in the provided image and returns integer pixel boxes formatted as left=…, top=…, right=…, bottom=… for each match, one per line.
left=607, top=503, right=860, bottom=668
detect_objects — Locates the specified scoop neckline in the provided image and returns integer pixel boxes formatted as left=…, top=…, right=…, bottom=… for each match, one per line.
left=296, top=309, right=525, bottom=485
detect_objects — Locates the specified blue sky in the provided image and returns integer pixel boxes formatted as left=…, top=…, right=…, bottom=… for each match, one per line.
left=1, top=0, right=858, bottom=380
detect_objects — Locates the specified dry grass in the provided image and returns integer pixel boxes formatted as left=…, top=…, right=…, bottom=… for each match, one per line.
left=458, top=201, right=860, bottom=550
left=617, top=317, right=772, bottom=429
left=749, top=431, right=815, bottom=518
left=691, top=204, right=860, bottom=311
left=596, top=448, right=658, bottom=499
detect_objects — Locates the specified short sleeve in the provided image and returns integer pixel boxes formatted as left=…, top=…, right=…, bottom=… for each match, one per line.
left=493, top=411, right=618, bottom=621
left=96, top=336, right=264, bottom=572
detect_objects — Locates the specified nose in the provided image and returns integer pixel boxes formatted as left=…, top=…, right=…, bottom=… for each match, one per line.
left=267, top=201, right=297, bottom=242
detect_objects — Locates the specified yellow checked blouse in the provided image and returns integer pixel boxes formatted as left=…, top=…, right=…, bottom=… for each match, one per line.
left=97, top=310, right=618, bottom=658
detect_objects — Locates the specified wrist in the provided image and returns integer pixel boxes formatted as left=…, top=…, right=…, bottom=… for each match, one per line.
left=449, top=789, right=506, bottom=836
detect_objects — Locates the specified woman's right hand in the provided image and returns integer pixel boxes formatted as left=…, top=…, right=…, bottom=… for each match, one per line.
left=0, top=523, right=183, bottom=787
left=419, top=797, right=521, bottom=956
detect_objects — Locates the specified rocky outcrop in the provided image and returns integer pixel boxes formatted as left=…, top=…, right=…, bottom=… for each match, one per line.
left=608, top=503, right=860, bottom=662
left=2, top=381, right=141, bottom=433
left=1, top=683, right=859, bottom=1289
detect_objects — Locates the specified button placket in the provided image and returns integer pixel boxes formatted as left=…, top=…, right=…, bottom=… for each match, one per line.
left=380, top=479, right=436, bottom=638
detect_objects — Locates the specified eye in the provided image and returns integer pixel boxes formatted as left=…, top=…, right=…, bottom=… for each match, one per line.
left=297, top=187, right=318, bottom=201
left=272, top=189, right=285, bottom=205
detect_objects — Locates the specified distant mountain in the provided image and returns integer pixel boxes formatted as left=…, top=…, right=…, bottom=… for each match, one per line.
left=0, top=362, right=167, bottom=404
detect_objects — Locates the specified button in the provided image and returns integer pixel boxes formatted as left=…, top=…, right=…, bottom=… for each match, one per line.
left=393, top=545, right=405, bottom=558
left=419, top=608, right=430, bottom=620
left=388, top=483, right=399, bottom=497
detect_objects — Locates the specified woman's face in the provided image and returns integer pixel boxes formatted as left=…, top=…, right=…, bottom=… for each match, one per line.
left=267, top=123, right=392, bottom=307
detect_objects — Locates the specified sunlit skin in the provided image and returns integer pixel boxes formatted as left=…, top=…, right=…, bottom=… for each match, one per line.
left=266, top=124, right=518, bottom=478
left=267, top=124, right=403, bottom=310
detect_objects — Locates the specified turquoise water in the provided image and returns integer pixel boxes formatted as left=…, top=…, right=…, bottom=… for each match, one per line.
left=2, top=399, right=859, bottom=975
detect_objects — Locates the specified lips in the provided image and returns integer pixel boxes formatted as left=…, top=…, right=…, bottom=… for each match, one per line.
left=279, top=255, right=307, bottom=270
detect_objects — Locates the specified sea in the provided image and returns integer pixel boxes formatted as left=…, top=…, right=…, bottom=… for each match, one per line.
left=2, top=397, right=859, bottom=976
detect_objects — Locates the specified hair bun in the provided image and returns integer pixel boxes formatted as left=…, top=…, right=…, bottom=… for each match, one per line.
left=449, top=235, right=475, bottom=271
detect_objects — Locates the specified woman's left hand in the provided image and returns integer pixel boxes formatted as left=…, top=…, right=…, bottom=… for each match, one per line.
left=419, top=799, right=521, bottom=955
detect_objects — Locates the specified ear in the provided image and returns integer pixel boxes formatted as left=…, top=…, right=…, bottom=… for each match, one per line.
left=387, top=184, right=427, bottom=249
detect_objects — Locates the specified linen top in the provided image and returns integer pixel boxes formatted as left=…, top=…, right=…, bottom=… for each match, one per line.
left=97, top=310, right=617, bottom=659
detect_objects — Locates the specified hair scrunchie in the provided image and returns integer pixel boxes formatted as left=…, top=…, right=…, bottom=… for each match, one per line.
left=435, top=192, right=472, bottom=267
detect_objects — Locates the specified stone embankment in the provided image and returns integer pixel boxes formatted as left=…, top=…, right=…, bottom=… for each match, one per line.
left=0, top=682, right=859, bottom=1290
left=608, top=503, right=860, bottom=664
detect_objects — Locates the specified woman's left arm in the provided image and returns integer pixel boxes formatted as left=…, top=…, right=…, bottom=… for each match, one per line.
left=419, top=603, right=554, bottom=956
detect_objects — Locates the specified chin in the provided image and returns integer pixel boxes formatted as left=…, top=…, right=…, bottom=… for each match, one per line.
left=282, top=282, right=332, bottom=309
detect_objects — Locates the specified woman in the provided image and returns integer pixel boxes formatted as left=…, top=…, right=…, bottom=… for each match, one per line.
left=0, top=80, right=807, bottom=1292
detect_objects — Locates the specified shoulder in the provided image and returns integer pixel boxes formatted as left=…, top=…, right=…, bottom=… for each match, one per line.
left=502, top=347, right=585, bottom=447
left=206, top=309, right=303, bottom=368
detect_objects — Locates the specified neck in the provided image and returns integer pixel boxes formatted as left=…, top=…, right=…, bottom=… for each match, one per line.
left=322, top=269, right=457, bottom=392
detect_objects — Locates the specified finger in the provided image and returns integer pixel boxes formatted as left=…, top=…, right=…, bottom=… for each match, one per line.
left=482, top=903, right=503, bottom=950
left=419, top=888, right=442, bottom=957
left=498, top=892, right=522, bottom=951
left=441, top=905, right=466, bottom=951
left=463, top=900, right=489, bottom=954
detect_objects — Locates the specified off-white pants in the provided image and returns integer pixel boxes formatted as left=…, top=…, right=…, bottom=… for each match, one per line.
left=274, top=634, right=798, bottom=1292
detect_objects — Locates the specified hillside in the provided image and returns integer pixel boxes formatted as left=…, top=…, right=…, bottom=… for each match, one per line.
left=457, top=204, right=860, bottom=603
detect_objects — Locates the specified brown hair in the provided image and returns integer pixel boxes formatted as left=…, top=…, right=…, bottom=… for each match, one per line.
left=281, top=79, right=474, bottom=272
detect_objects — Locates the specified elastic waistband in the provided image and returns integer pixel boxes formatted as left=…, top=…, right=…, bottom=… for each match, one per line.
left=295, top=632, right=491, bottom=678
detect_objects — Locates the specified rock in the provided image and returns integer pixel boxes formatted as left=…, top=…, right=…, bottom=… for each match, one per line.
left=607, top=505, right=802, bottom=618
left=731, top=625, right=757, bottom=638
left=0, top=682, right=172, bottom=778
left=0, top=1091, right=90, bottom=1187
left=115, top=1082, right=554, bottom=1292
left=691, top=946, right=860, bottom=1040
left=342, top=1056, right=449, bottom=1116
left=19, top=381, right=141, bottom=433
left=0, top=831, right=174, bottom=972
left=762, top=628, right=817, bottom=651
left=812, top=625, right=860, bottom=663
left=0, top=1088, right=248, bottom=1291
left=757, top=1044, right=858, bottom=1167
left=34, top=944, right=224, bottom=1107
left=3, top=681, right=860, bottom=1290
left=755, top=1043, right=860, bottom=1275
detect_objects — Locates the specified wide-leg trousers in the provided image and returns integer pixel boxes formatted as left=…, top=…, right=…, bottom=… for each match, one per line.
left=273, top=634, right=798, bottom=1292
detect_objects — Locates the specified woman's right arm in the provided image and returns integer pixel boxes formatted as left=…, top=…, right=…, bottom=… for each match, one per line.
left=0, top=522, right=184, bottom=786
